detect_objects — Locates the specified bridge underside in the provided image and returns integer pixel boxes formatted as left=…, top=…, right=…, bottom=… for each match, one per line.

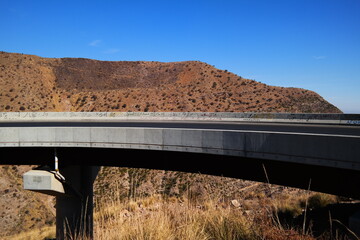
left=1, top=147, right=360, bottom=199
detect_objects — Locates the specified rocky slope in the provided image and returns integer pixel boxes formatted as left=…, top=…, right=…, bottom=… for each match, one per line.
left=0, top=51, right=341, bottom=237
left=0, top=51, right=340, bottom=113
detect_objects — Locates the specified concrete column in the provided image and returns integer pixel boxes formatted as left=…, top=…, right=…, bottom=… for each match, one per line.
left=349, top=210, right=360, bottom=237
left=56, top=166, right=99, bottom=239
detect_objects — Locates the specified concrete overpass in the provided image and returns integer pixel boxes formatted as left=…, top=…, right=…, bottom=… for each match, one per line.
left=1, top=112, right=360, bottom=239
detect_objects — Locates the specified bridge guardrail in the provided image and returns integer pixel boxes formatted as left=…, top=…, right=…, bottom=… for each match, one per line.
left=0, top=112, right=359, bottom=125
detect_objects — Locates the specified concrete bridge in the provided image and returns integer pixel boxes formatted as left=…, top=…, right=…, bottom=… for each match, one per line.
left=1, top=112, right=360, bottom=239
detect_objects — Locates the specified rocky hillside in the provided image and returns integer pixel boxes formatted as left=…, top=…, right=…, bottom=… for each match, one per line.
left=0, top=51, right=341, bottom=237
left=0, top=166, right=55, bottom=235
left=0, top=51, right=341, bottom=113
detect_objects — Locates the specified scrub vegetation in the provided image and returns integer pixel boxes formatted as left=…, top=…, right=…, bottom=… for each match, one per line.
left=6, top=186, right=357, bottom=240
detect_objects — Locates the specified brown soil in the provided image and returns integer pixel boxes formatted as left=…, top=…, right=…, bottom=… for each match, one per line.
left=0, top=51, right=341, bottom=113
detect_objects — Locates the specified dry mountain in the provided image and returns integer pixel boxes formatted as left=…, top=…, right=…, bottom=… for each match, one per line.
left=0, top=51, right=341, bottom=113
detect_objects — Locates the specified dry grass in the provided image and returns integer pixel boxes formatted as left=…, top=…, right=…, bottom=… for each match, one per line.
left=3, top=226, right=55, bottom=240
left=6, top=192, right=353, bottom=240
left=94, top=195, right=257, bottom=240
left=92, top=189, right=328, bottom=240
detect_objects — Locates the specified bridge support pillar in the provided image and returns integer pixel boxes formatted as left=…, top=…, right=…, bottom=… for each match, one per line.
left=349, top=210, right=360, bottom=237
left=56, top=165, right=99, bottom=240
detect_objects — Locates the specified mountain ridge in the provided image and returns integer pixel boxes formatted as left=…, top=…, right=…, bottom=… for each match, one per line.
left=0, top=51, right=341, bottom=113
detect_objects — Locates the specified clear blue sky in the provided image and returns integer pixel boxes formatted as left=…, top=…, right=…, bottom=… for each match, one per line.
left=1, top=0, right=359, bottom=113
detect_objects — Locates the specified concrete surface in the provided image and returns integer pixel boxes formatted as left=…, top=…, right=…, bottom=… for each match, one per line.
left=1, top=124, right=359, bottom=171
left=23, top=170, right=65, bottom=196
left=0, top=112, right=360, bottom=125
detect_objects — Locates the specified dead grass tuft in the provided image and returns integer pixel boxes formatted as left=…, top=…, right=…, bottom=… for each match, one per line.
left=3, top=226, right=55, bottom=240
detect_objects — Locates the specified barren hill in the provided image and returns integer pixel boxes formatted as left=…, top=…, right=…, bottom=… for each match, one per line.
left=0, top=51, right=341, bottom=237
left=0, top=51, right=341, bottom=113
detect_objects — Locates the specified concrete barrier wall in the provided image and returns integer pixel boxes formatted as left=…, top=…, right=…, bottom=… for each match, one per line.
left=0, top=112, right=360, bottom=125
left=1, top=126, right=359, bottom=171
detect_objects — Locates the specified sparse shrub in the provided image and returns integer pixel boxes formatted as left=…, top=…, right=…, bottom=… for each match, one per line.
left=276, top=200, right=303, bottom=221
left=304, top=193, right=337, bottom=209
left=202, top=209, right=256, bottom=240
